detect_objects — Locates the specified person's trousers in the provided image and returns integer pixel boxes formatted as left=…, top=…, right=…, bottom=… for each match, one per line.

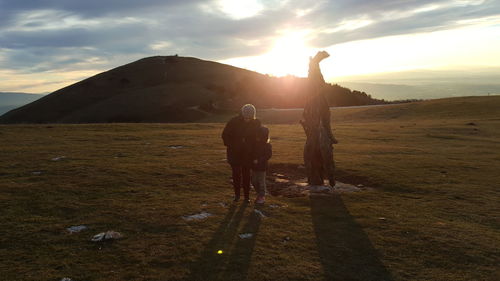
left=231, top=165, right=251, bottom=199
left=251, top=170, right=266, bottom=197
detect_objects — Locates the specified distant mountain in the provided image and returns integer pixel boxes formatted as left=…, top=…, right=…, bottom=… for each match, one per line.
left=0, top=92, right=44, bottom=115
left=0, top=56, right=384, bottom=124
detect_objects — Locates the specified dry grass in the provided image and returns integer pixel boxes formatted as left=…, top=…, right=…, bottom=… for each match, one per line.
left=0, top=96, right=499, bottom=280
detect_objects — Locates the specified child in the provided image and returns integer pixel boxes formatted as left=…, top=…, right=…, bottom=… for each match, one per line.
left=251, top=126, right=272, bottom=204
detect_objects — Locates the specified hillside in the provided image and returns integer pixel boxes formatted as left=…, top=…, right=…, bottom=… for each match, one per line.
left=0, top=96, right=498, bottom=280
left=0, top=56, right=383, bottom=124
left=0, top=92, right=44, bottom=115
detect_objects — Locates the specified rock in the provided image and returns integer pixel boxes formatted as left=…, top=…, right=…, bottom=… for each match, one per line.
left=254, top=209, right=266, bottom=218
left=60, top=278, right=73, bottom=281
left=168, top=145, right=184, bottom=149
left=269, top=204, right=287, bottom=208
left=91, top=232, right=106, bottom=242
left=239, top=233, right=253, bottom=239
left=307, top=185, right=332, bottom=193
left=51, top=156, right=66, bottom=161
left=182, top=211, right=213, bottom=221
left=91, top=230, right=123, bottom=242
left=334, top=182, right=362, bottom=193
left=282, top=236, right=291, bottom=243
left=104, top=231, right=123, bottom=240
left=272, top=173, right=286, bottom=177
left=67, top=225, right=88, bottom=233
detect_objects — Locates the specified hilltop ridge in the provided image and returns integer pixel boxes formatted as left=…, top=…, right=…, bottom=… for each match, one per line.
left=0, top=56, right=383, bottom=124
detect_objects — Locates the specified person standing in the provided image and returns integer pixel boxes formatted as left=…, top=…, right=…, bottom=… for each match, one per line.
left=222, top=104, right=260, bottom=203
left=251, top=126, right=272, bottom=204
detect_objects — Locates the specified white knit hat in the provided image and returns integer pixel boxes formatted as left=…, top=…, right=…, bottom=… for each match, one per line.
left=241, top=104, right=256, bottom=119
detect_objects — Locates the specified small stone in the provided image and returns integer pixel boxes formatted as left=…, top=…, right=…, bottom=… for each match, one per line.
left=378, top=217, right=387, bottom=221
left=91, top=230, right=123, bottom=242
left=51, top=156, right=66, bottom=161
left=168, top=145, right=184, bottom=149
left=60, top=278, right=73, bottom=281
left=104, top=231, right=123, bottom=240
left=254, top=209, right=266, bottom=218
left=67, top=225, right=88, bottom=233
left=239, top=233, right=253, bottom=239
left=91, top=232, right=106, bottom=242
left=182, top=211, right=213, bottom=221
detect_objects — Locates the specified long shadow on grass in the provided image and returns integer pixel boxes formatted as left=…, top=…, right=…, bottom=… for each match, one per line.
left=310, top=194, right=393, bottom=281
left=188, top=203, right=262, bottom=281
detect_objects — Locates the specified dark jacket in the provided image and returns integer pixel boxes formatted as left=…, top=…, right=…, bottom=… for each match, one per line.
left=222, top=115, right=261, bottom=166
left=252, top=142, right=272, bottom=171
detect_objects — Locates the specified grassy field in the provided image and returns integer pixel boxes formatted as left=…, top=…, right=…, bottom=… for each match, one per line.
left=1, top=96, right=499, bottom=281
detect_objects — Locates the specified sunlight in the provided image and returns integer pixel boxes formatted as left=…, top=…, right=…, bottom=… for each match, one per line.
left=221, top=29, right=314, bottom=77
left=222, top=21, right=500, bottom=84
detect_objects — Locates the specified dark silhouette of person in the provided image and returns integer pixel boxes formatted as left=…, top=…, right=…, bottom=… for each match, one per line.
left=222, top=104, right=261, bottom=202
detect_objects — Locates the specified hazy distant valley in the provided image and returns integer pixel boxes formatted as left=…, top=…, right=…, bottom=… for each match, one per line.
left=0, top=92, right=44, bottom=115
left=339, top=67, right=500, bottom=100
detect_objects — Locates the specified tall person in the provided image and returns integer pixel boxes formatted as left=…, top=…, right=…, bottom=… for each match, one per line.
left=222, top=104, right=261, bottom=203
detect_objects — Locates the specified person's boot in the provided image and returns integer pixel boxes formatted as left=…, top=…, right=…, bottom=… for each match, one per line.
left=255, top=196, right=265, bottom=204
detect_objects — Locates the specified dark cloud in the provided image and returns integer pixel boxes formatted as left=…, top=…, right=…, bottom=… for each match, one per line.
left=0, top=0, right=499, bottom=76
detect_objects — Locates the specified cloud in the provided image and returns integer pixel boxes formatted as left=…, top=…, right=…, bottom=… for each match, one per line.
left=0, top=0, right=499, bottom=92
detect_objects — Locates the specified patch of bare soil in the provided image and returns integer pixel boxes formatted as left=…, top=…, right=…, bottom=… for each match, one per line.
left=267, top=163, right=375, bottom=197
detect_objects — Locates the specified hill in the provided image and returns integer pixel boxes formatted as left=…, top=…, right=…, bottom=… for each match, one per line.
left=0, top=56, right=383, bottom=124
left=0, top=96, right=498, bottom=280
left=0, top=92, right=44, bottom=115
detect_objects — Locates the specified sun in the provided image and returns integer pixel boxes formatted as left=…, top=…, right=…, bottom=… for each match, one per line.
left=263, top=30, right=314, bottom=77
left=221, top=29, right=314, bottom=77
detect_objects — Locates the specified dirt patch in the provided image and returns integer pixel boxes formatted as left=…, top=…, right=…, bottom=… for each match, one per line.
left=267, top=163, right=375, bottom=197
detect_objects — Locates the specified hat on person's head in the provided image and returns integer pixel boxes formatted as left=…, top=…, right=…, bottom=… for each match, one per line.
left=241, top=104, right=256, bottom=119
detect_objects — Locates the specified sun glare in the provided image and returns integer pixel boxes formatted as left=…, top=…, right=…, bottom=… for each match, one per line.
left=222, top=30, right=314, bottom=77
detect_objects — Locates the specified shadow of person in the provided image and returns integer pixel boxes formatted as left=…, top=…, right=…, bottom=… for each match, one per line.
left=223, top=204, right=262, bottom=280
left=187, top=203, right=262, bottom=281
left=310, top=194, right=393, bottom=281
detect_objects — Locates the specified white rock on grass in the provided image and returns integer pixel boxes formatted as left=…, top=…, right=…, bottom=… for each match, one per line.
left=67, top=225, right=88, bottom=233
left=182, top=211, right=213, bottom=221
left=334, top=182, right=361, bottom=192
left=91, top=231, right=123, bottom=242
left=168, top=145, right=184, bottom=149
left=254, top=209, right=266, bottom=218
left=269, top=204, right=287, bottom=208
left=51, top=156, right=66, bottom=161
left=239, top=233, right=253, bottom=239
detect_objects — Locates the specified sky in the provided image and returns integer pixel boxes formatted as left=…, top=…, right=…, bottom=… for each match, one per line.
left=1, top=0, right=499, bottom=94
